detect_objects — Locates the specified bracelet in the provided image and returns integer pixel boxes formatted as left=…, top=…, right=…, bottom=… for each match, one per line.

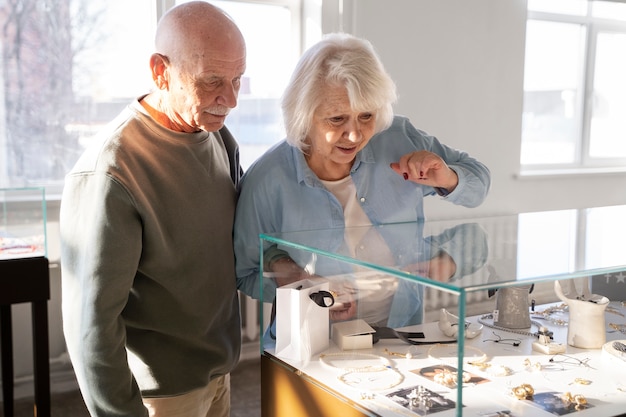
left=319, top=352, right=392, bottom=373
left=427, top=343, right=488, bottom=364
left=338, top=367, right=404, bottom=391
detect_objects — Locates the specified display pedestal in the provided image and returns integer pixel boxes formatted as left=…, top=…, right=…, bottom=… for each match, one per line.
left=261, top=354, right=370, bottom=417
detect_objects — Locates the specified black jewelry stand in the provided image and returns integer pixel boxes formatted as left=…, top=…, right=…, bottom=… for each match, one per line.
left=0, top=256, right=50, bottom=417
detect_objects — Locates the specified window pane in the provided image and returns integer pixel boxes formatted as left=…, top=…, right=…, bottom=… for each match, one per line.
left=585, top=206, right=624, bottom=269
left=0, top=0, right=154, bottom=189
left=527, top=0, right=587, bottom=16
left=592, top=1, right=626, bottom=21
left=589, top=31, right=626, bottom=159
left=179, top=0, right=295, bottom=169
left=521, top=20, right=585, bottom=165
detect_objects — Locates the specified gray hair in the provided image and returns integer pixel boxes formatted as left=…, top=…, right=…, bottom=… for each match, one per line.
left=281, top=33, right=397, bottom=151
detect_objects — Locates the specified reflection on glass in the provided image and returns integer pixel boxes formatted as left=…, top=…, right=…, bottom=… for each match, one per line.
left=589, top=32, right=626, bottom=158
left=517, top=209, right=577, bottom=278
left=521, top=20, right=585, bottom=165
left=264, top=222, right=489, bottom=330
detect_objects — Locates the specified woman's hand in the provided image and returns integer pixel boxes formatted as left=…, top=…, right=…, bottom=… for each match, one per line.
left=390, top=151, right=458, bottom=192
left=269, top=257, right=310, bottom=287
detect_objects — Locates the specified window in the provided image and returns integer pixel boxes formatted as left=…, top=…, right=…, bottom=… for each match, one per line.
left=521, top=0, right=626, bottom=173
left=0, top=0, right=302, bottom=193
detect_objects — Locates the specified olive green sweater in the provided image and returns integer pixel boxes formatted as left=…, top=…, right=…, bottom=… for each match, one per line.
left=60, top=99, right=242, bottom=417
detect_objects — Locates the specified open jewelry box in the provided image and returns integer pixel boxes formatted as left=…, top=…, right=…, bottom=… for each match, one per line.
left=259, top=205, right=626, bottom=417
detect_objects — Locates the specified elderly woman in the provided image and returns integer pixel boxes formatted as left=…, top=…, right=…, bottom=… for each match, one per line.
left=234, top=33, right=490, bottom=328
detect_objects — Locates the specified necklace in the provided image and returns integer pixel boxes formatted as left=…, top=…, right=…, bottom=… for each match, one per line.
left=533, top=303, right=569, bottom=326
left=478, top=313, right=542, bottom=337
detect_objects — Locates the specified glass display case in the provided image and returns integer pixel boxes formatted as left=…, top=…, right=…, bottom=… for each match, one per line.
left=0, top=187, right=47, bottom=259
left=259, top=205, right=626, bottom=417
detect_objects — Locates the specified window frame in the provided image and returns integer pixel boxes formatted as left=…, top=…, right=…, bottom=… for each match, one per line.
left=522, top=4, right=626, bottom=175
left=0, top=0, right=305, bottom=201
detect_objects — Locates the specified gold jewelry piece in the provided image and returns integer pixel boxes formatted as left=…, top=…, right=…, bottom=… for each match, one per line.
left=609, top=323, right=626, bottom=335
left=432, top=368, right=471, bottom=388
left=534, top=303, right=568, bottom=326
left=522, top=358, right=542, bottom=371
left=384, top=348, right=413, bottom=359
left=562, top=392, right=587, bottom=410
left=606, top=306, right=625, bottom=317
left=511, top=383, right=534, bottom=400
left=570, top=377, right=591, bottom=385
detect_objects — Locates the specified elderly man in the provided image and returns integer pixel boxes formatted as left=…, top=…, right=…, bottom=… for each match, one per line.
left=60, top=2, right=246, bottom=416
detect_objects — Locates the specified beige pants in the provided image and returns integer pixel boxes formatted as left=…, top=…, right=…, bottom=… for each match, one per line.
left=143, top=374, right=230, bottom=417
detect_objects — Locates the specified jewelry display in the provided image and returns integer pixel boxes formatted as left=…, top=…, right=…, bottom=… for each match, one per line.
left=338, top=366, right=404, bottom=391
left=309, top=290, right=335, bottom=307
left=386, top=385, right=456, bottom=415
left=532, top=303, right=569, bottom=326
left=483, top=331, right=521, bottom=347
left=319, top=352, right=391, bottom=373
left=532, top=326, right=566, bottom=354
left=427, top=343, right=488, bottom=364
left=609, top=323, right=626, bottom=335
left=561, top=392, right=588, bottom=410
left=606, top=306, right=624, bottom=317
left=548, top=353, right=593, bottom=369
left=465, top=359, right=513, bottom=376
left=432, top=367, right=471, bottom=388
left=319, top=351, right=404, bottom=391
left=478, top=313, right=542, bottom=338
left=522, top=358, right=542, bottom=372
left=601, top=339, right=626, bottom=362
left=511, top=383, right=534, bottom=400
left=570, top=377, right=592, bottom=385
left=613, top=341, right=626, bottom=353
left=384, top=348, right=416, bottom=359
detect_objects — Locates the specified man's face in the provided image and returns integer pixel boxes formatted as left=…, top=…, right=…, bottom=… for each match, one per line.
left=166, top=45, right=246, bottom=133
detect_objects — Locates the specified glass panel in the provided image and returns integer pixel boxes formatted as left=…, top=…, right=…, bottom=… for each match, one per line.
left=516, top=209, right=577, bottom=278
left=589, top=31, right=626, bottom=159
left=182, top=0, right=295, bottom=169
left=585, top=205, right=626, bottom=270
left=0, top=187, right=47, bottom=259
left=521, top=20, right=585, bottom=165
left=260, top=206, right=626, bottom=292
left=0, top=0, right=154, bottom=189
left=527, top=0, right=587, bottom=15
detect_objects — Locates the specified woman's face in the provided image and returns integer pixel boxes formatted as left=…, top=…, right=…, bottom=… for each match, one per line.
left=305, top=85, right=377, bottom=180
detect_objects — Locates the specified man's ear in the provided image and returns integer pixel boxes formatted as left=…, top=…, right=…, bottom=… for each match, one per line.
left=149, top=53, right=169, bottom=90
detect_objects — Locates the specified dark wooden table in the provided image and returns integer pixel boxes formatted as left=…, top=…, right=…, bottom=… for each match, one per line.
left=0, top=257, right=50, bottom=417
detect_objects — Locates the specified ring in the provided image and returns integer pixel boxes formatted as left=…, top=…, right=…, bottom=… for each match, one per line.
left=309, top=290, right=335, bottom=307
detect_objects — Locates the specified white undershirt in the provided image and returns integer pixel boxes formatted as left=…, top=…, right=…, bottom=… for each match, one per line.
left=321, top=176, right=398, bottom=326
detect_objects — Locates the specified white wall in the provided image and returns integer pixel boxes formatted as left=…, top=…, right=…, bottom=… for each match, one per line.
left=338, top=0, right=626, bottom=220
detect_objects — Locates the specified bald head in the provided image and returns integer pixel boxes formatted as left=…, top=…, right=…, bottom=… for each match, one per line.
left=143, top=1, right=247, bottom=132
left=155, top=1, right=245, bottom=67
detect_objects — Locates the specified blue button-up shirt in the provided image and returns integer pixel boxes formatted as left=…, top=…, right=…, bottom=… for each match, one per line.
left=234, top=115, right=490, bottom=327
